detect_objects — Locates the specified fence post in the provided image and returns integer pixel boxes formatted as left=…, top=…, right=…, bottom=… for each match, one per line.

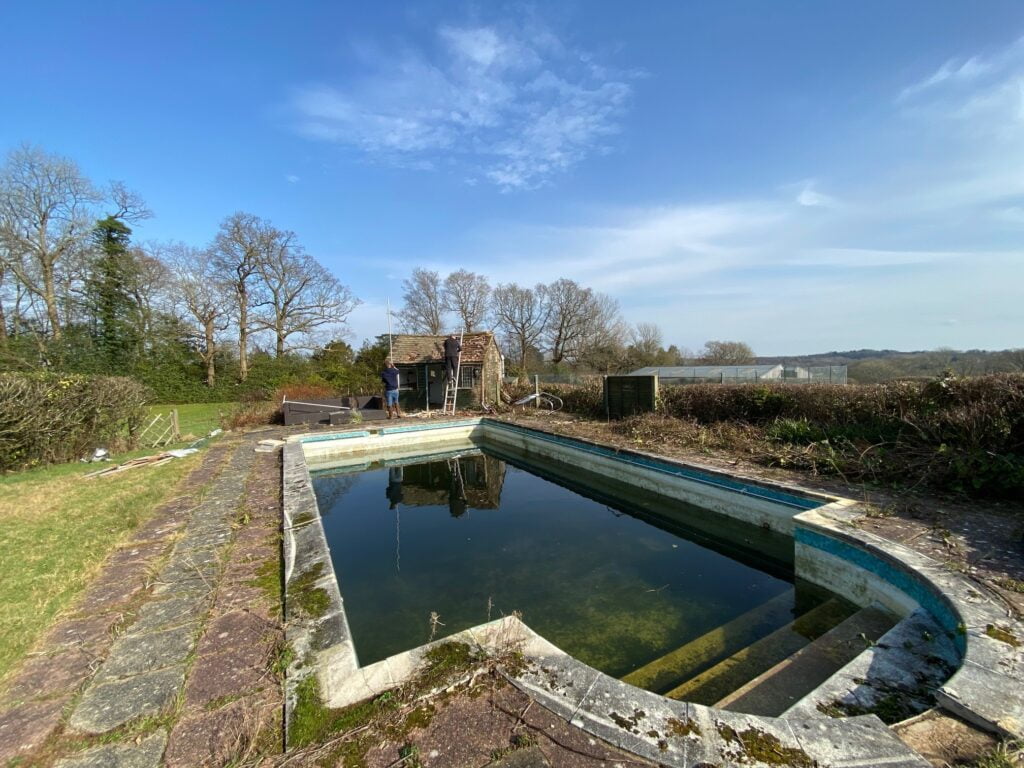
left=171, top=409, right=180, bottom=441
left=534, top=375, right=539, bottom=409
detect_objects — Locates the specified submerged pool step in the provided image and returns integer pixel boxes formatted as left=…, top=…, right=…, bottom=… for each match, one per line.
left=663, top=597, right=856, bottom=705
left=621, top=589, right=797, bottom=694
left=714, top=604, right=898, bottom=716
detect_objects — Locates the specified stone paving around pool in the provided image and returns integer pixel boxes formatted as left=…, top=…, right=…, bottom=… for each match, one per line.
left=0, top=434, right=284, bottom=768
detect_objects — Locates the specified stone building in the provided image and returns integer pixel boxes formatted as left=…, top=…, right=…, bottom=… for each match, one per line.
left=388, top=332, right=504, bottom=410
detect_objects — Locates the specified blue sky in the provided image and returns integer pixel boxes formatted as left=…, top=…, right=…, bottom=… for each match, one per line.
left=2, top=1, right=1023, bottom=355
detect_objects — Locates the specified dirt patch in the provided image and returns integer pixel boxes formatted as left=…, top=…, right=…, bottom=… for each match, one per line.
left=894, top=710, right=999, bottom=767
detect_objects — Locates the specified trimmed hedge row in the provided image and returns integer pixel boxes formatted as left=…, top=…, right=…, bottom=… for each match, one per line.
left=0, top=373, right=149, bottom=471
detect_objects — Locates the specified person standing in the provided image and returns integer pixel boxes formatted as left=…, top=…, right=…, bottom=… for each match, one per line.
left=381, top=358, right=402, bottom=419
left=443, top=333, right=461, bottom=384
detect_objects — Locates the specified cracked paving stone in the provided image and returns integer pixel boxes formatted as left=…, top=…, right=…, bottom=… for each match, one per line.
left=94, top=623, right=198, bottom=683
left=129, top=593, right=210, bottom=635
left=70, top=665, right=185, bottom=734
left=56, top=729, right=168, bottom=768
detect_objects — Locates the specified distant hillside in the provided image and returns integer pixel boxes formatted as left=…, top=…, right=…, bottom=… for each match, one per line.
left=755, top=348, right=1024, bottom=383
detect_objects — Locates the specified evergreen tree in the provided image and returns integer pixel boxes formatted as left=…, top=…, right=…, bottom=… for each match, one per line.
left=86, top=216, right=140, bottom=370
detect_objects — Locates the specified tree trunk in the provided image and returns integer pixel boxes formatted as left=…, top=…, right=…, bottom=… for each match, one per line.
left=0, top=298, right=7, bottom=342
left=42, top=262, right=61, bottom=339
left=238, top=286, right=248, bottom=381
left=276, top=322, right=285, bottom=357
left=204, top=319, right=217, bottom=387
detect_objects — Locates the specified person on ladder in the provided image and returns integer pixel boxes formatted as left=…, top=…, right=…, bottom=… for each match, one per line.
left=443, top=333, right=461, bottom=384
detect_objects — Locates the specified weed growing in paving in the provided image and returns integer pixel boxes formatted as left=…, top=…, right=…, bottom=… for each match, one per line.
left=287, top=639, right=517, bottom=765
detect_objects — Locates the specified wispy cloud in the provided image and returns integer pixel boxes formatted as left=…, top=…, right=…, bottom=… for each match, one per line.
left=898, top=35, right=1024, bottom=102
left=290, top=18, right=636, bottom=190
left=792, top=180, right=837, bottom=208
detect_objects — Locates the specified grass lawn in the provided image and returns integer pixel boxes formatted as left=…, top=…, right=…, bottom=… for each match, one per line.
left=0, top=446, right=205, bottom=680
left=145, top=402, right=238, bottom=440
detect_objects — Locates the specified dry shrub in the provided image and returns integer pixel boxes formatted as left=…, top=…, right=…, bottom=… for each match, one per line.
left=272, top=383, right=335, bottom=403
left=534, top=374, right=1024, bottom=497
left=225, top=401, right=280, bottom=430
left=0, top=373, right=149, bottom=471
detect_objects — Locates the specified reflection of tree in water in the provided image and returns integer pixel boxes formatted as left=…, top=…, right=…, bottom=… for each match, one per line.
left=312, top=473, right=359, bottom=518
left=385, top=455, right=506, bottom=517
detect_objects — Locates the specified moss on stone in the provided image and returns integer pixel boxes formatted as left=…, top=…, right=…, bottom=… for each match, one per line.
left=249, top=558, right=281, bottom=606
left=409, top=641, right=481, bottom=696
left=289, top=562, right=331, bottom=619
left=717, top=723, right=813, bottom=767
left=817, top=692, right=918, bottom=724
left=666, top=716, right=701, bottom=738
left=985, top=624, right=1019, bottom=647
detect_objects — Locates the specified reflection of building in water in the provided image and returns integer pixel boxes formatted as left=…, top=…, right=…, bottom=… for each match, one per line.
left=387, top=455, right=505, bottom=517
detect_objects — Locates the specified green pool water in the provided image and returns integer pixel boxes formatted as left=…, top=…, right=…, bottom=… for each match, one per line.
left=312, top=444, right=831, bottom=681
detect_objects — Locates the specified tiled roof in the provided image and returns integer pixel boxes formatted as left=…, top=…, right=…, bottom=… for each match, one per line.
left=389, top=332, right=495, bottom=364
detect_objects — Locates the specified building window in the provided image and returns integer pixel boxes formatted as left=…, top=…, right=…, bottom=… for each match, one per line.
left=459, top=365, right=480, bottom=389
left=397, top=366, right=419, bottom=390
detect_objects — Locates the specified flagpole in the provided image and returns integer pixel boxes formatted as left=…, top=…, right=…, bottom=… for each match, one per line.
left=387, top=298, right=396, bottom=389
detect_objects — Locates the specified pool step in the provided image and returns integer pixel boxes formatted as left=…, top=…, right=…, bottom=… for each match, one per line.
left=663, top=597, right=855, bottom=705
left=621, top=589, right=797, bottom=693
left=784, top=608, right=960, bottom=722
left=714, top=604, right=899, bottom=716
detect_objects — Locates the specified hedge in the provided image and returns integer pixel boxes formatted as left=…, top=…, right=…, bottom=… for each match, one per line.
left=0, top=373, right=149, bottom=471
left=514, top=374, right=1024, bottom=497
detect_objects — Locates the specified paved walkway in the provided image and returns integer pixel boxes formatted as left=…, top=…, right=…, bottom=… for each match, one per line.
left=0, top=434, right=284, bottom=767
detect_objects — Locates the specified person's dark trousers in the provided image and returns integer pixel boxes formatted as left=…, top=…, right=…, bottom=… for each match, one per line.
left=445, top=356, right=458, bottom=382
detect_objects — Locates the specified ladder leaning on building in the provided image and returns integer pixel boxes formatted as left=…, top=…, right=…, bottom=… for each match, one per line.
left=441, top=329, right=464, bottom=416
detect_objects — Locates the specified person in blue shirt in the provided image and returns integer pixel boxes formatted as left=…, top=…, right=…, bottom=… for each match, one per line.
left=381, top=358, right=402, bottom=419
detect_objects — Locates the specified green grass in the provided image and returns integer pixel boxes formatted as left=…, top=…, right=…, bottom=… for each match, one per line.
left=145, top=402, right=238, bottom=440
left=0, top=447, right=204, bottom=681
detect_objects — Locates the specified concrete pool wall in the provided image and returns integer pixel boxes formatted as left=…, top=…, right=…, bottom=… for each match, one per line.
left=282, top=417, right=1024, bottom=766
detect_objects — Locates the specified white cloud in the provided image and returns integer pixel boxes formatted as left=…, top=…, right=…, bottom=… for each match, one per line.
left=793, top=180, right=837, bottom=208
left=290, top=18, right=636, bottom=190
left=285, top=174, right=300, bottom=184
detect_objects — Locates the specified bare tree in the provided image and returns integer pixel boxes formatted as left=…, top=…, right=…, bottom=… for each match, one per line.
left=168, top=244, right=229, bottom=387
left=0, top=259, right=8, bottom=342
left=629, top=322, right=663, bottom=366
left=128, top=243, right=172, bottom=350
left=252, top=228, right=359, bottom=356
left=211, top=212, right=270, bottom=380
left=699, top=340, right=755, bottom=364
left=400, top=268, right=444, bottom=334
left=0, top=145, right=102, bottom=339
left=443, top=270, right=490, bottom=332
left=542, top=279, right=625, bottom=364
left=491, top=282, right=549, bottom=378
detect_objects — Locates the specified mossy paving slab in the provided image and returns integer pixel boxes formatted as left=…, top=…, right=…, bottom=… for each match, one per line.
left=55, top=729, right=167, bottom=768
left=129, top=593, right=211, bottom=635
left=70, top=661, right=186, bottom=733
left=93, top=623, right=199, bottom=683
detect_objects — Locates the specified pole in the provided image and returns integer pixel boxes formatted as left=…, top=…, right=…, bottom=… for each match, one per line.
left=386, top=298, right=394, bottom=359
left=534, top=374, right=539, bottom=409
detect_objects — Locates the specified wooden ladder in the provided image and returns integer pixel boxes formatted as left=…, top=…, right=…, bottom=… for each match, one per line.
left=441, top=329, right=464, bottom=416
